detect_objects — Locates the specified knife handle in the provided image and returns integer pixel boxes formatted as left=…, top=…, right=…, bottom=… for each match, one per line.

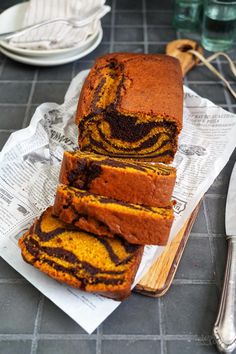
left=213, top=238, right=236, bottom=353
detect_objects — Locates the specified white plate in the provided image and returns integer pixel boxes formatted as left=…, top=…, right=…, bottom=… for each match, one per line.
left=0, top=28, right=103, bottom=66
left=0, top=2, right=100, bottom=57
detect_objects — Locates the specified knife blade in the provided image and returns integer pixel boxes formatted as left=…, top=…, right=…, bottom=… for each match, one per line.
left=226, top=162, right=236, bottom=236
left=213, top=161, right=236, bottom=353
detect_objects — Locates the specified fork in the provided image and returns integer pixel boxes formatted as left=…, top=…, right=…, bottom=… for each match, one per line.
left=0, top=5, right=111, bottom=41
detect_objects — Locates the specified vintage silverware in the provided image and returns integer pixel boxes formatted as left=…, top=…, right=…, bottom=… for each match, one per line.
left=213, top=161, right=236, bottom=352
left=0, top=5, right=110, bottom=41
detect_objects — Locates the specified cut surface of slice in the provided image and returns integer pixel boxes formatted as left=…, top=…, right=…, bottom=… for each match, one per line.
left=76, top=53, right=183, bottom=162
left=18, top=207, right=143, bottom=301
left=59, top=150, right=176, bottom=207
left=53, top=185, right=174, bottom=245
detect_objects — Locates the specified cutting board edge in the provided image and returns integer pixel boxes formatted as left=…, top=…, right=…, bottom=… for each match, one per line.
left=134, top=202, right=202, bottom=297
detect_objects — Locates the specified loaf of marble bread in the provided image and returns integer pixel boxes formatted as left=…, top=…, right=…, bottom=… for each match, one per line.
left=59, top=150, right=176, bottom=207
left=18, top=207, right=143, bottom=301
left=76, top=53, right=183, bottom=163
left=53, top=185, right=174, bottom=245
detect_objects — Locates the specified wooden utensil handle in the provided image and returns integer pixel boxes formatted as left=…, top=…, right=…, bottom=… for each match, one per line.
left=166, top=39, right=203, bottom=77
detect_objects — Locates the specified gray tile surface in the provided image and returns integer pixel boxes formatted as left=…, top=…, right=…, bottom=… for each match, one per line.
left=37, top=340, right=96, bottom=354
left=116, top=0, right=142, bottom=10
left=85, top=44, right=110, bottom=60
left=191, top=203, right=208, bottom=234
left=207, top=160, right=234, bottom=196
left=188, top=83, right=227, bottom=105
left=0, top=340, right=32, bottom=354
left=0, top=1, right=235, bottom=353
left=0, top=131, right=11, bottom=150
left=213, top=237, right=227, bottom=283
left=166, top=340, right=219, bottom=354
left=74, top=60, right=94, bottom=74
left=0, top=59, right=36, bottom=81
left=229, top=84, right=236, bottom=105
left=103, top=26, right=111, bottom=42
left=115, top=11, right=143, bottom=25
left=103, top=293, right=160, bottom=335
left=148, top=44, right=166, bottom=54
left=113, top=43, right=145, bottom=53
left=163, top=284, right=219, bottom=335
left=0, top=284, right=39, bottom=333
left=147, top=11, right=173, bottom=26
left=204, top=196, right=226, bottom=235
left=147, top=27, right=176, bottom=42
left=0, top=82, right=31, bottom=103
left=23, top=104, right=38, bottom=127
left=32, top=83, right=69, bottom=104
left=187, top=64, right=221, bottom=82
left=0, top=105, right=26, bottom=130
left=174, top=237, right=214, bottom=280
left=37, top=64, right=73, bottom=81
left=102, top=340, right=161, bottom=354
left=114, top=27, right=144, bottom=42
left=146, top=0, right=174, bottom=10
left=39, top=299, right=88, bottom=334
left=0, top=257, right=23, bottom=279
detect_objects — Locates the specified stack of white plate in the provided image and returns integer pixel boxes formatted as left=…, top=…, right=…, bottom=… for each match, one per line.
left=0, top=3, right=103, bottom=66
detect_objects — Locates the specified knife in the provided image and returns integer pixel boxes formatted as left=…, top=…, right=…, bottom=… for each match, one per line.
left=213, top=162, right=236, bottom=353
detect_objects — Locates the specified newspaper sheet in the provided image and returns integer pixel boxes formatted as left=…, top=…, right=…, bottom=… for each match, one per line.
left=0, top=70, right=236, bottom=334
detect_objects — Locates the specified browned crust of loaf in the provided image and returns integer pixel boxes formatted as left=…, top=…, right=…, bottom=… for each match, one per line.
left=76, top=53, right=183, bottom=131
left=18, top=213, right=144, bottom=301
left=53, top=186, right=174, bottom=245
left=59, top=151, right=176, bottom=207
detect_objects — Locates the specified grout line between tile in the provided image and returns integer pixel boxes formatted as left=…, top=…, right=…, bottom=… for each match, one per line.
left=101, top=334, right=215, bottom=341
left=110, top=40, right=178, bottom=44
left=0, top=333, right=217, bottom=341
left=103, top=24, right=173, bottom=28
left=0, top=278, right=27, bottom=284
left=142, top=0, right=148, bottom=54
left=38, top=334, right=97, bottom=340
left=173, top=279, right=216, bottom=285
left=0, top=333, right=217, bottom=342
left=158, top=298, right=167, bottom=354
left=101, top=334, right=162, bottom=340
left=109, top=0, right=116, bottom=52
left=176, top=31, right=190, bottom=87
left=164, top=334, right=215, bottom=341
left=0, top=129, right=16, bottom=133
left=187, top=80, right=235, bottom=84
left=22, top=70, right=38, bottom=129
left=0, top=335, right=33, bottom=341
left=216, top=58, right=233, bottom=111
left=0, top=56, right=6, bottom=77
left=0, top=103, right=27, bottom=106
left=115, top=9, right=173, bottom=13
left=0, top=80, right=70, bottom=84
left=190, top=232, right=224, bottom=238
left=203, top=198, right=221, bottom=294
left=205, top=194, right=226, bottom=200
left=71, top=61, right=76, bottom=80
left=30, top=295, right=44, bottom=354
left=96, top=325, right=102, bottom=354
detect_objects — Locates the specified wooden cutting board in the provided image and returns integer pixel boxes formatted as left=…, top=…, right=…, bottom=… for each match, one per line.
left=134, top=39, right=203, bottom=297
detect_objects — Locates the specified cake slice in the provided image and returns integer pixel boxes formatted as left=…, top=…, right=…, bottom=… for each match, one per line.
left=53, top=185, right=174, bottom=245
left=76, top=53, right=183, bottom=162
left=59, top=150, right=176, bottom=207
left=18, top=207, right=143, bottom=301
